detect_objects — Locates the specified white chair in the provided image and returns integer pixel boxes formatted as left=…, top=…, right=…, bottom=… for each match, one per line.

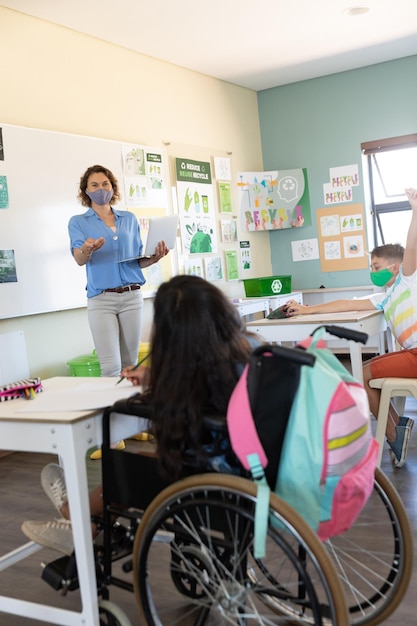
left=368, top=377, right=417, bottom=467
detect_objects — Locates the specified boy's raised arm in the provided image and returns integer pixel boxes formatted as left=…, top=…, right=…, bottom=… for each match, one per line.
left=402, top=188, right=417, bottom=277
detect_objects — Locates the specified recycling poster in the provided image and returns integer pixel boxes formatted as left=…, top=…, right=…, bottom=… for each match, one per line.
left=175, top=157, right=218, bottom=254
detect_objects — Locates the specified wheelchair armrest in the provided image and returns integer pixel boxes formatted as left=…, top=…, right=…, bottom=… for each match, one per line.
left=202, top=414, right=227, bottom=432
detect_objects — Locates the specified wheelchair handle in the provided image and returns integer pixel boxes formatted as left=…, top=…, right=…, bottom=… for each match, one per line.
left=253, top=344, right=316, bottom=367
left=314, top=324, right=368, bottom=345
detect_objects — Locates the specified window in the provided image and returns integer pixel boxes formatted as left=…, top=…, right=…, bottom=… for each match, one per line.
left=362, top=134, right=417, bottom=248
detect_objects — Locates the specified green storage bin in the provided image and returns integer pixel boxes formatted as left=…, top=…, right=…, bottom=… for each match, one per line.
left=67, top=350, right=101, bottom=377
left=243, top=275, right=292, bottom=297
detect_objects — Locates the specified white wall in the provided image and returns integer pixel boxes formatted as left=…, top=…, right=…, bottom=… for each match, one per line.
left=0, top=8, right=269, bottom=379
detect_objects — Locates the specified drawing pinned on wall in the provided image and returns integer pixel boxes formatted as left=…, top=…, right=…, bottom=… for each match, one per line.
left=224, top=249, right=239, bottom=281
left=175, top=157, right=218, bottom=254
left=0, top=250, right=17, bottom=283
left=324, top=241, right=341, bottom=260
left=330, top=164, right=359, bottom=188
left=320, top=214, right=340, bottom=237
left=323, top=183, right=352, bottom=205
left=122, top=145, right=167, bottom=208
left=204, top=256, right=223, bottom=281
left=291, top=238, right=319, bottom=262
left=340, top=213, right=363, bottom=231
left=218, top=181, right=232, bottom=213
left=0, top=175, right=9, bottom=209
left=184, top=257, right=204, bottom=278
left=237, top=168, right=311, bottom=231
left=343, top=235, right=365, bottom=258
left=143, top=261, right=164, bottom=289
left=240, top=240, right=251, bottom=270
left=323, top=163, right=359, bottom=205
left=213, top=156, right=231, bottom=181
left=220, top=219, right=238, bottom=243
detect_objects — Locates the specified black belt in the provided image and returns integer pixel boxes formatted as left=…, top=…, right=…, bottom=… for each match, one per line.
left=103, top=284, right=141, bottom=293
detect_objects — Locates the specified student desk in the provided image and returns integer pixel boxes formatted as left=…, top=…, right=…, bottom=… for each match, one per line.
left=0, top=376, right=144, bottom=626
left=232, top=298, right=270, bottom=320
left=247, top=309, right=387, bottom=384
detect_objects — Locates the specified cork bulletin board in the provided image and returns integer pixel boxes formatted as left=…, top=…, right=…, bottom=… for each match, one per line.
left=316, top=203, right=368, bottom=272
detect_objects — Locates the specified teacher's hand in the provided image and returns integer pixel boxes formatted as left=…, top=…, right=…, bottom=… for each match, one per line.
left=83, top=237, right=105, bottom=254
left=152, top=240, right=170, bottom=261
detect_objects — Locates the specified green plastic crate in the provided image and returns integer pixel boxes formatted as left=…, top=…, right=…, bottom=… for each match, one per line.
left=243, top=275, right=292, bottom=297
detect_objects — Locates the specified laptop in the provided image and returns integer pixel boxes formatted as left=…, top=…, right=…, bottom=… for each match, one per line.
left=144, top=215, right=179, bottom=256
left=118, top=214, right=179, bottom=262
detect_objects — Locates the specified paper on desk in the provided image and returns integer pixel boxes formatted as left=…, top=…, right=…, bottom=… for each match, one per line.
left=16, top=379, right=137, bottom=412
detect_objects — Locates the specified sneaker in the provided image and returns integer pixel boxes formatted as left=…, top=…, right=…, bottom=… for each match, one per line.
left=388, top=416, right=414, bottom=468
left=90, top=440, right=125, bottom=460
left=21, top=519, right=74, bottom=555
left=41, top=463, right=67, bottom=514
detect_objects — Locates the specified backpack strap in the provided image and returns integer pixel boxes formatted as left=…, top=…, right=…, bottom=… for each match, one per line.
left=227, top=364, right=268, bottom=469
left=227, top=365, right=269, bottom=558
left=247, top=453, right=270, bottom=559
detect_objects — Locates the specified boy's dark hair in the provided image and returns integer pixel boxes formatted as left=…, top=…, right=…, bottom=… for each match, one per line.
left=371, top=243, right=404, bottom=262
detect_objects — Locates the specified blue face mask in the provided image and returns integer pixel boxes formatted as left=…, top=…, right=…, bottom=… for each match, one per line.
left=86, top=188, right=113, bottom=205
left=370, top=265, right=394, bottom=287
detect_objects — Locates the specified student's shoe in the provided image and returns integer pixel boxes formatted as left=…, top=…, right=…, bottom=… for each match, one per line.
left=388, top=416, right=414, bottom=468
left=129, top=432, right=155, bottom=441
left=41, top=463, right=67, bottom=514
left=90, top=440, right=125, bottom=460
left=21, top=519, right=74, bottom=556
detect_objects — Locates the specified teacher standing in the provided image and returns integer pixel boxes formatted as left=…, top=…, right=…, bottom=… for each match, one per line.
left=68, top=164, right=169, bottom=378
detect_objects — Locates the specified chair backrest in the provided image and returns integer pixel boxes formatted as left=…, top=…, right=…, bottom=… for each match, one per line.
left=0, top=331, right=29, bottom=385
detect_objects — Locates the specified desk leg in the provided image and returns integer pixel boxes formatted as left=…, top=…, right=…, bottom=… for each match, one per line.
left=349, top=341, right=364, bottom=385
left=60, top=423, right=101, bottom=626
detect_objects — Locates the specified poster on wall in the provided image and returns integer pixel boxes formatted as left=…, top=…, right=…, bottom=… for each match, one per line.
left=122, top=145, right=167, bottom=209
left=316, top=203, right=368, bottom=272
left=240, top=240, right=251, bottom=270
left=218, top=181, right=232, bottom=213
left=204, top=256, right=223, bottom=281
left=175, top=157, right=218, bottom=254
left=0, top=175, right=9, bottom=209
left=237, top=168, right=311, bottom=232
left=322, top=163, right=359, bottom=205
left=225, top=249, right=239, bottom=281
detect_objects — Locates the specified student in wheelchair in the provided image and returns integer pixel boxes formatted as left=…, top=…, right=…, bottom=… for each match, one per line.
left=21, top=274, right=260, bottom=554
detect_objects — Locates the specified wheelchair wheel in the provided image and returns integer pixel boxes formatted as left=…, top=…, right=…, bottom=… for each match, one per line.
left=323, top=467, right=413, bottom=626
left=99, top=599, right=132, bottom=625
left=132, top=473, right=349, bottom=625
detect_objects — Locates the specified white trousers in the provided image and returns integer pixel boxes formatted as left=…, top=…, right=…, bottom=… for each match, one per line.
left=87, top=289, right=144, bottom=377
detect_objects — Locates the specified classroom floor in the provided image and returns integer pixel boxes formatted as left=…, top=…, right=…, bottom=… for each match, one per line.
left=0, top=402, right=416, bottom=625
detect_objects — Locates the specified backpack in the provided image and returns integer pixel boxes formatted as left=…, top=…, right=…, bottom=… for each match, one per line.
left=227, top=326, right=379, bottom=554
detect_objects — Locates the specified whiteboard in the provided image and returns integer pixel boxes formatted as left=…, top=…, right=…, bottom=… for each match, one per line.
left=0, top=124, right=169, bottom=319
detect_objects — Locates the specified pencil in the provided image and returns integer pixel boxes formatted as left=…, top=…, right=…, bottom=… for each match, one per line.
left=29, top=387, right=36, bottom=399
left=115, top=353, right=150, bottom=385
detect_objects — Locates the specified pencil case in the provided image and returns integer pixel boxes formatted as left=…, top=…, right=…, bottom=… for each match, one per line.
left=0, top=377, right=43, bottom=401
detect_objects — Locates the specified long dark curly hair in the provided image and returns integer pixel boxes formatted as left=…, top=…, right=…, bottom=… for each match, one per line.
left=145, top=275, right=254, bottom=480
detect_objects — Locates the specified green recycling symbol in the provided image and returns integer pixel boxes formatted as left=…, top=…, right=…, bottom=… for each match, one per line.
left=271, top=279, right=282, bottom=294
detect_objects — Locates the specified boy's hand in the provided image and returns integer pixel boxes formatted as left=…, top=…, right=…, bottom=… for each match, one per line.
left=405, top=188, right=417, bottom=210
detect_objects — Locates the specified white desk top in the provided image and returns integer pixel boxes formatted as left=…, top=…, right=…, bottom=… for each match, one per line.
left=0, top=376, right=137, bottom=424
left=248, top=309, right=382, bottom=328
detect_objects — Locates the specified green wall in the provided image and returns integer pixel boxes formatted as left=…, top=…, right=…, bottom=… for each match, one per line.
left=258, top=55, right=417, bottom=291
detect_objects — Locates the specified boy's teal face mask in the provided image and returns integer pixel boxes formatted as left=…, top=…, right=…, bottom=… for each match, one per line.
left=370, top=265, right=395, bottom=287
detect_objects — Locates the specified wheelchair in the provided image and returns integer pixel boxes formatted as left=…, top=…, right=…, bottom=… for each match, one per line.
left=41, top=340, right=412, bottom=626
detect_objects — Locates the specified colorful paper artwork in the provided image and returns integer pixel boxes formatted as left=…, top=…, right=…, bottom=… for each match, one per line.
left=237, top=168, right=311, bottom=232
